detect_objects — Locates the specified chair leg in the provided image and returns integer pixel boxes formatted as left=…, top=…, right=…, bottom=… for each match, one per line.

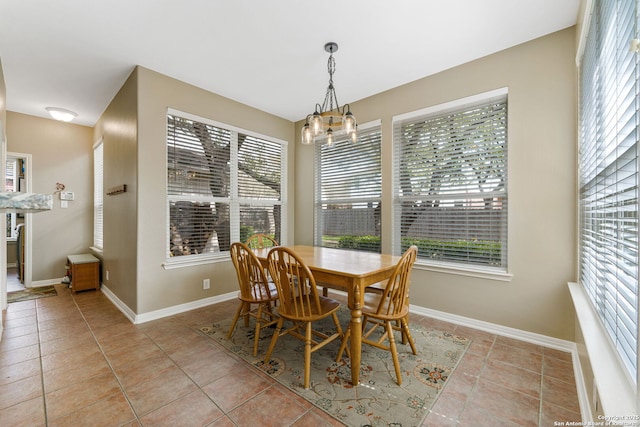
left=226, top=301, right=245, bottom=339
left=252, top=305, right=264, bottom=357
left=265, top=302, right=276, bottom=315
left=401, top=316, right=417, bottom=355
left=336, top=326, right=350, bottom=362
left=304, top=321, right=312, bottom=389
left=264, top=317, right=285, bottom=364
left=398, top=319, right=407, bottom=345
left=330, top=312, right=350, bottom=359
left=243, top=310, right=250, bottom=327
left=386, top=320, right=402, bottom=385
left=331, top=312, right=344, bottom=339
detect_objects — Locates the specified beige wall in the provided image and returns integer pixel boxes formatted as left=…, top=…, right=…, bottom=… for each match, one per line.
left=94, top=66, right=295, bottom=315
left=93, top=68, right=139, bottom=310
left=6, top=112, right=94, bottom=281
left=295, top=28, right=577, bottom=340
left=6, top=241, right=17, bottom=265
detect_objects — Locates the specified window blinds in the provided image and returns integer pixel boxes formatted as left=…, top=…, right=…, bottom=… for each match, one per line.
left=5, top=159, right=16, bottom=192
left=167, top=114, right=231, bottom=255
left=93, top=142, right=103, bottom=249
left=238, top=134, right=283, bottom=242
left=167, top=112, right=286, bottom=257
left=393, top=96, right=508, bottom=267
left=167, top=115, right=231, bottom=199
left=579, top=0, right=638, bottom=380
left=238, top=135, right=282, bottom=201
left=315, top=124, right=382, bottom=252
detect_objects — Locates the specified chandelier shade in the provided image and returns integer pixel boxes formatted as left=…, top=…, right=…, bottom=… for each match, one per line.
left=301, top=42, right=357, bottom=146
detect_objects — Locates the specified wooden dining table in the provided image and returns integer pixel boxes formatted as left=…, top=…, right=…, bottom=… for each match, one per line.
left=252, top=244, right=401, bottom=386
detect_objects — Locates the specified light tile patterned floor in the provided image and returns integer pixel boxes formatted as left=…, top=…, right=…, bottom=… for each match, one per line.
left=0, top=284, right=581, bottom=426
left=7, top=268, right=24, bottom=293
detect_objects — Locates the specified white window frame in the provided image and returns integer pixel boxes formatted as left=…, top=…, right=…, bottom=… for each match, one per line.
left=392, top=88, right=511, bottom=281
left=164, top=108, right=287, bottom=269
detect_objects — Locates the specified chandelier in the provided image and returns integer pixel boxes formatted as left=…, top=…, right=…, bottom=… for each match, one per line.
left=301, top=42, right=357, bottom=146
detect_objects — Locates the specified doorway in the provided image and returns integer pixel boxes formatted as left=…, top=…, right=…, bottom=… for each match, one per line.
left=5, top=152, right=31, bottom=291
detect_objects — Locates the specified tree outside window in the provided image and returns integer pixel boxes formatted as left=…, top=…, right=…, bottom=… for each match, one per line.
left=393, top=93, right=508, bottom=268
left=167, top=111, right=285, bottom=259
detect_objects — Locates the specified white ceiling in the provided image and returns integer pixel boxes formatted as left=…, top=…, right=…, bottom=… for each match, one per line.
left=0, top=0, right=580, bottom=127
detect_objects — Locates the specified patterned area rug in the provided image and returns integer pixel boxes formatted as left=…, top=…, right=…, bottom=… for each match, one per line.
left=7, top=285, right=58, bottom=303
left=198, top=306, right=470, bottom=426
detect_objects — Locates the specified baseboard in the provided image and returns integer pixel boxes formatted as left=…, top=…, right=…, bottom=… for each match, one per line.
left=134, top=292, right=236, bottom=324
left=410, top=304, right=575, bottom=351
left=29, top=278, right=65, bottom=288
left=100, top=283, right=236, bottom=325
left=409, top=304, right=591, bottom=423
left=100, top=284, right=137, bottom=323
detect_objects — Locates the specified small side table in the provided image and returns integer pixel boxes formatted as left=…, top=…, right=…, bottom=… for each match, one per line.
left=66, top=254, right=100, bottom=293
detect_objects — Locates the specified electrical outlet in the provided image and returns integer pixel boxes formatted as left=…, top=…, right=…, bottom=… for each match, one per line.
left=203, top=278, right=210, bottom=290
left=106, top=270, right=109, bottom=281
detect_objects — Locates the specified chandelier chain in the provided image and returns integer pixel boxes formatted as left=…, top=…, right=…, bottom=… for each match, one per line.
left=323, top=53, right=338, bottom=113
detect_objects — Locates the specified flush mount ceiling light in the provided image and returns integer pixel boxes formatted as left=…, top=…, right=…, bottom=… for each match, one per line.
left=45, top=107, right=77, bottom=122
left=301, top=42, right=357, bottom=146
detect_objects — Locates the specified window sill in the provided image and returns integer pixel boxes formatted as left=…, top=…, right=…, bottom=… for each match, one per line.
left=567, top=282, right=636, bottom=417
left=90, top=246, right=103, bottom=257
left=414, top=260, right=512, bottom=282
left=163, top=253, right=229, bottom=269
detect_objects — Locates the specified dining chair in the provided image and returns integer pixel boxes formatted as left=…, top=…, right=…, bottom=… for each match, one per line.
left=227, top=242, right=279, bottom=357
left=245, top=233, right=279, bottom=250
left=336, top=245, right=418, bottom=385
left=245, top=233, right=279, bottom=290
left=264, top=246, right=344, bottom=389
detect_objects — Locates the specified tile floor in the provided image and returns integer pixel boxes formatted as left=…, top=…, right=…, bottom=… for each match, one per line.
left=0, top=284, right=581, bottom=426
left=7, top=267, right=25, bottom=293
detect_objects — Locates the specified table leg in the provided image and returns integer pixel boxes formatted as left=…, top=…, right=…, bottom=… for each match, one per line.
left=349, top=283, right=363, bottom=385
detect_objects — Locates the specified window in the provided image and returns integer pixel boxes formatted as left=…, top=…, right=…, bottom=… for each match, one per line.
left=392, top=89, right=508, bottom=269
left=579, top=0, right=638, bottom=381
left=166, top=109, right=286, bottom=263
left=93, top=140, right=104, bottom=250
left=314, top=121, right=381, bottom=252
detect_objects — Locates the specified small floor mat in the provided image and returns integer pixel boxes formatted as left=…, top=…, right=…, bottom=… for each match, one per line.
left=7, top=285, right=58, bottom=303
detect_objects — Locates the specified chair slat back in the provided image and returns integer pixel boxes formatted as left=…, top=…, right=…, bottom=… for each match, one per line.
left=245, top=234, right=279, bottom=250
left=376, top=246, right=418, bottom=316
left=267, top=247, right=321, bottom=319
left=230, top=242, right=273, bottom=301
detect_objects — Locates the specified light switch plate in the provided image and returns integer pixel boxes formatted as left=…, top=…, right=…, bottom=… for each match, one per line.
left=60, top=191, right=74, bottom=201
